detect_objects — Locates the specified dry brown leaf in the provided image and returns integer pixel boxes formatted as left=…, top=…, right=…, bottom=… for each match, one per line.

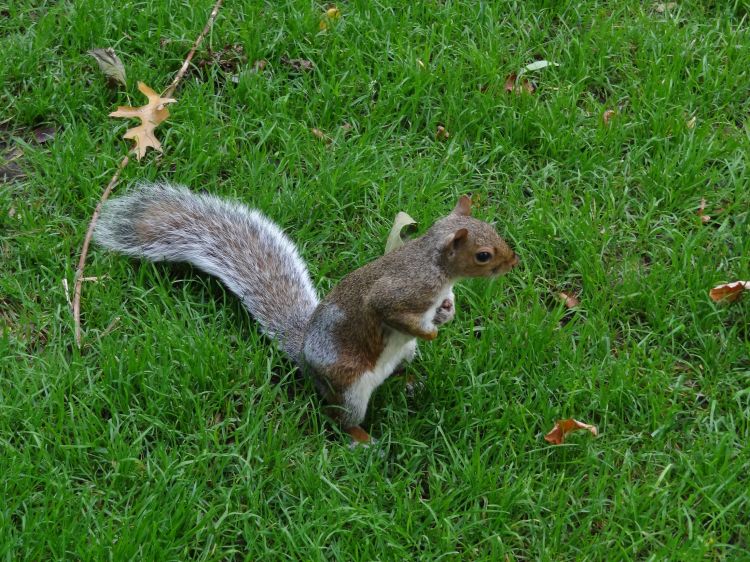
left=504, top=73, right=536, bottom=94
left=544, top=418, right=598, bottom=445
left=602, top=109, right=616, bottom=126
left=109, top=82, right=176, bottom=160
left=281, top=56, right=315, bottom=72
left=436, top=125, right=450, bottom=141
left=558, top=291, right=580, bottom=308
left=709, top=281, right=750, bottom=303
left=88, top=48, right=127, bottom=86
left=252, top=59, right=267, bottom=72
left=697, top=197, right=711, bottom=224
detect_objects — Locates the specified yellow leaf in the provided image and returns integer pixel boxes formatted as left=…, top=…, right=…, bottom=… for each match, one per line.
left=110, top=82, right=176, bottom=159
left=320, top=5, right=341, bottom=30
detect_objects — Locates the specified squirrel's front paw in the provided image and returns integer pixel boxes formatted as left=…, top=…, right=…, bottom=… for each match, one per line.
left=432, top=297, right=455, bottom=326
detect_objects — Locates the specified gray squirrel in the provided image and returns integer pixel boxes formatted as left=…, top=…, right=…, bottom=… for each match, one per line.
left=94, top=184, right=518, bottom=444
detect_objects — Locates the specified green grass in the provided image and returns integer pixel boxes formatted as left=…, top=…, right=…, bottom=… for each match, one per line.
left=2, top=0, right=750, bottom=559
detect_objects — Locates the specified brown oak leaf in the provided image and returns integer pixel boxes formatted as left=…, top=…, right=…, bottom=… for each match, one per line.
left=544, top=418, right=598, bottom=445
left=109, top=82, right=176, bottom=160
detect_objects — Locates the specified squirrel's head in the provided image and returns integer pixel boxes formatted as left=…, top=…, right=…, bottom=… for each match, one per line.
left=435, top=195, right=519, bottom=278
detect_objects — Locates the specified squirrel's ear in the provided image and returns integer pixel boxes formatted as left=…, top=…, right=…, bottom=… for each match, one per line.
left=451, top=195, right=472, bottom=217
left=442, top=228, right=469, bottom=251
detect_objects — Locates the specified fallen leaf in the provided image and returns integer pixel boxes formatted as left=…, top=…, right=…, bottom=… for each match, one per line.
left=523, top=60, right=559, bottom=72
left=385, top=212, right=418, bottom=254
left=508, top=60, right=558, bottom=92
left=697, top=198, right=711, bottom=224
left=109, top=81, right=176, bottom=160
left=654, top=2, right=677, bottom=13
left=88, top=48, right=127, bottom=86
left=602, top=109, right=616, bottom=126
left=417, top=59, right=426, bottom=69
left=686, top=115, right=696, bottom=129
left=310, top=128, right=329, bottom=142
left=504, top=73, right=536, bottom=94
left=340, top=122, right=352, bottom=133
left=252, top=59, right=267, bottom=72
left=558, top=291, right=580, bottom=308
left=436, top=125, right=450, bottom=141
left=544, top=418, right=598, bottom=445
left=709, top=281, right=750, bottom=303
left=319, top=6, right=341, bottom=30
left=281, top=56, right=315, bottom=72
left=32, top=125, right=56, bottom=143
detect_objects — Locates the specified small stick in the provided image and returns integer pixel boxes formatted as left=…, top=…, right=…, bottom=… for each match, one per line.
left=73, top=156, right=128, bottom=347
left=162, top=0, right=224, bottom=99
left=72, top=0, right=224, bottom=348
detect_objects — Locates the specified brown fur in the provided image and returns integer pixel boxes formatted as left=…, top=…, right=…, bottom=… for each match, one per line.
left=303, top=195, right=518, bottom=435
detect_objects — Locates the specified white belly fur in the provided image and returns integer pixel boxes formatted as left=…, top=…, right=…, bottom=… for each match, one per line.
left=344, top=284, right=454, bottom=423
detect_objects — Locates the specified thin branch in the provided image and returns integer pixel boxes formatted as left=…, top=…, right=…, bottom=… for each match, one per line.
left=162, top=0, right=224, bottom=99
left=72, top=0, right=224, bottom=348
left=73, top=156, right=128, bottom=347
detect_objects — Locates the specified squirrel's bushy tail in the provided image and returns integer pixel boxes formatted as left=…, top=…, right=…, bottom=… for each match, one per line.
left=94, top=183, right=319, bottom=362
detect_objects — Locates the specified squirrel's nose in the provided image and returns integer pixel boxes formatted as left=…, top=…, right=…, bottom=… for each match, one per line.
left=510, top=252, right=519, bottom=267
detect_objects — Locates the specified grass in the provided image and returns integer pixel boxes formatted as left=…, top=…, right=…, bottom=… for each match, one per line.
left=2, top=0, right=750, bottom=559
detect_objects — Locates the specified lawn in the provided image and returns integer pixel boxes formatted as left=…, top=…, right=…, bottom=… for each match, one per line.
left=2, top=0, right=749, bottom=559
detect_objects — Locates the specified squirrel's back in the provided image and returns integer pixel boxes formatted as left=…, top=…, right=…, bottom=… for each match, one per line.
left=94, top=183, right=319, bottom=361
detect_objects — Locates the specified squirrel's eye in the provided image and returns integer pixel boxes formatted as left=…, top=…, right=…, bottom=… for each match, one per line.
left=476, top=251, right=492, bottom=263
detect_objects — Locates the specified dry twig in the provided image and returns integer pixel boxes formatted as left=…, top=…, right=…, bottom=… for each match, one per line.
left=73, top=156, right=128, bottom=347
left=72, top=0, right=224, bottom=348
left=162, top=0, right=224, bottom=99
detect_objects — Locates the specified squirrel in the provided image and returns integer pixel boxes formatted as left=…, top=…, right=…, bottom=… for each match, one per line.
left=94, top=183, right=519, bottom=444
